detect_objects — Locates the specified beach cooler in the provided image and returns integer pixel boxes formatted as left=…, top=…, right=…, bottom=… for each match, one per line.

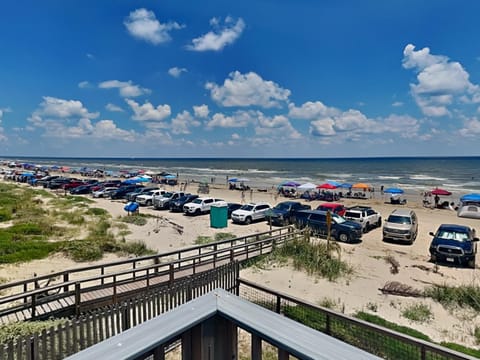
left=210, top=203, right=228, bottom=228
left=124, top=201, right=139, bottom=214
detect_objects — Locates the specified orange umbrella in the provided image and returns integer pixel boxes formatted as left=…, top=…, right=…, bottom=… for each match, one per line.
left=352, top=182, right=370, bottom=190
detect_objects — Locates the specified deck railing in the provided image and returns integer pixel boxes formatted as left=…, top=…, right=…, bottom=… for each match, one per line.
left=238, top=278, right=477, bottom=360
left=0, top=227, right=301, bottom=321
left=0, top=263, right=239, bottom=360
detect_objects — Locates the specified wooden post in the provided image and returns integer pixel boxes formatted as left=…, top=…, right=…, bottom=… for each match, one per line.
left=75, top=282, right=81, bottom=316
left=63, top=273, right=69, bottom=294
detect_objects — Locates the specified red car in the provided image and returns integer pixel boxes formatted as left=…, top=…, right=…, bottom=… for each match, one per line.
left=316, top=203, right=347, bottom=216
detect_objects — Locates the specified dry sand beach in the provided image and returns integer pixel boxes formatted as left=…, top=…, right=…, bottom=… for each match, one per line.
left=1, top=178, right=480, bottom=348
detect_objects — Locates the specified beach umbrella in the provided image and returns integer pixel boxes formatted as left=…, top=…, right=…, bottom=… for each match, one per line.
left=280, top=181, right=300, bottom=187
left=298, top=182, right=317, bottom=191
left=317, top=183, right=338, bottom=189
left=352, top=182, right=370, bottom=190
left=326, top=180, right=342, bottom=187
left=339, top=183, right=353, bottom=189
left=164, top=174, right=177, bottom=179
left=383, top=187, right=404, bottom=194
left=460, top=193, right=480, bottom=202
left=431, top=188, right=451, bottom=196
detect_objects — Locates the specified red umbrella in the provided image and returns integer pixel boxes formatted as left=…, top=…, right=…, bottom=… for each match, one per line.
left=431, top=188, right=451, bottom=196
left=317, top=183, right=337, bottom=189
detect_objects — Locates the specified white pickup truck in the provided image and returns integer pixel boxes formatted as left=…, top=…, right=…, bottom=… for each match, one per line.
left=183, top=197, right=227, bottom=215
left=153, top=191, right=186, bottom=210
left=136, top=189, right=166, bottom=206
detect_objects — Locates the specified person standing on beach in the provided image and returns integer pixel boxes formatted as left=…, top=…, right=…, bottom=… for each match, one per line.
left=241, top=190, right=245, bottom=204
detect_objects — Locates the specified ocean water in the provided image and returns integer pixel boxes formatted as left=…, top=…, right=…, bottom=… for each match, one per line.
left=3, top=157, right=480, bottom=195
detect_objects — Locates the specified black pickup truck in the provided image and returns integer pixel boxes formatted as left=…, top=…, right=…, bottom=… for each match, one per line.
left=292, top=210, right=363, bottom=243
left=265, top=201, right=311, bottom=226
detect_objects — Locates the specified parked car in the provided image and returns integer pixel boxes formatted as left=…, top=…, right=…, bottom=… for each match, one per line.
left=265, top=201, right=311, bottom=226
left=183, top=197, right=227, bottom=215
left=292, top=210, right=362, bottom=243
left=125, top=186, right=160, bottom=202
left=316, top=203, right=347, bottom=217
left=90, top=181, right=122, bottom=193
left=92, top=186, right=120, bottom=198
left=110, top=185, right=144, bottom=200
left=169, top=194, right=199, bottom=212
left=152, top=191, right=186, bottom=210
left=136, top=189, right=168, bottom=206
left=429, top=224, right=478, bottom=268
left=62, top=180, right=86, bottom=190
left=344, top=206, right=381, bottom=233
left=227, top=203, right=243, bottom=219
left=70, top=184, right=96, bottom=195
left=47, top=178, right=72, bottom=189
left=231, top=202, right=271, bottom=225
left=36, top=175, right=60, bottom=187
left=382, top=209, right=418, bottom=244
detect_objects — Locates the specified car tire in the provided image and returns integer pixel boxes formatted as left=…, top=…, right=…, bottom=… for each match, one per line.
left=195, top=208, right=201, bottom=216
left=363, top=223, right=369, bottom=233
left=146, top=200, right=152, bottom=206
left=468, top=258, right=476, bottom=269
left=338, top=232, right=350, bottom=242
left=376, top=218, right=382, bottom=227
left=245, top=217, right=252, bottom=225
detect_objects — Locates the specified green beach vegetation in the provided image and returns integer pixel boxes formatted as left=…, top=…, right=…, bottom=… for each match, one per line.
left=0, top=183, right=154, bottom=263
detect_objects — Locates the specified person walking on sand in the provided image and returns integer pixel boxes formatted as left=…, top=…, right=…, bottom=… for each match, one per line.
left=241, top=190, right=245, bottom=204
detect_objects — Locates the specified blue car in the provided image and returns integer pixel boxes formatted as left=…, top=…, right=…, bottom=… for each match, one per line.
left=429, top=224, right=479, bottom=268
left=292, top=210, right=362, bottom=243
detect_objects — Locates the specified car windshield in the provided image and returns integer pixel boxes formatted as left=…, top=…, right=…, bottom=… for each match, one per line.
left=274, top=203, right=290, bottom=210
left=192, top=199, right=202, bottom=204
left=240, top=205, right=254, bottom=211
left=332, top=214, right=346, bottom=224
left=387, top=215, right=411, bottom=224
left=163, top=192, right=173, bottom=197
left=437, top=230, right=469, bottom=241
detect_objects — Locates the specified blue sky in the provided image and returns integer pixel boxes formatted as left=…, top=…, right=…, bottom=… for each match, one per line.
left=1, top=0, right=480, bottom=158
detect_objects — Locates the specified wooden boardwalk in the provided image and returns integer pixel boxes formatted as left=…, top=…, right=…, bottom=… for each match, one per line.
left=0, top=227, right=302, bottom=324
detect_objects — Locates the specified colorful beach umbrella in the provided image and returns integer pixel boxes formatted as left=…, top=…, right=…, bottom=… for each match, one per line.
left=383, top=187, right=404, bottom=194
left=352, top=182, right=370, bottom=190
left=317, top=183, right=337, bottom=189
left=298, top=182, right=317, bottom=191
left=339, top=183, right=353, bottom=189
left=326, top=180, right=342, bottom=187
left=431, top=188, right=451, bottom=196
left=280, top=181, right=300, bottom=187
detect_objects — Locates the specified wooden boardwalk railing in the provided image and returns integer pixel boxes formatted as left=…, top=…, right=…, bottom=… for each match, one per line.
left=0, top=226, right=302, bottom=323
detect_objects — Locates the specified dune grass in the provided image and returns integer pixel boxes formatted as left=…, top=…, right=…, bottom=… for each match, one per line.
left=0, top=183, right=154, bottom=264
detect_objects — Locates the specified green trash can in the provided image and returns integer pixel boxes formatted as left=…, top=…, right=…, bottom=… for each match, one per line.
left=210, top=203, right=228, bottom=228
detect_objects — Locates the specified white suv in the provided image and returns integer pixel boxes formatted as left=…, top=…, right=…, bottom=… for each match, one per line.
left=231, top=202, right=271, bottom=224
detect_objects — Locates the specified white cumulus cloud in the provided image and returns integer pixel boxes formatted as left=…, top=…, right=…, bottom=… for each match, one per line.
left=187, top=17, right=245, bottom=52
left=124, top=8, right=183, bottom=45
left=78, top=81, right=90, bottom=89
left=171, top=111, right=201, bottom=134
left=99, top=80, right=151, bottom=97
left=28, top=97, right=98, bottom=127
left=288, top=101, right=338, bottom=119
left=193, top=104, right=209, bottom=118
left=205, top=71, right=290, bottom=108
left=402, top=44, right=480, bottom=117
left=125, top=99, right=171, bottom=122
left=106, top=103, right=124, bottom=112
left=168, top=67, right=187, bottom=78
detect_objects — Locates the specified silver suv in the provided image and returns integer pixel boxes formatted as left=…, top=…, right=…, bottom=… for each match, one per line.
left=383, top=209, right=418, bottom=244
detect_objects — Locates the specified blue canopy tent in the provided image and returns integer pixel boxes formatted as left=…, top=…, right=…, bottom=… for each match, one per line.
left=339, top=183, right=353, bottom=189
left=460, top=193, right=480, bottom=202
left=164, top=174, right=177, bottom=179
left=326, top=180, right=342, bottom=187
left=383, top=187, right=404, bottom=194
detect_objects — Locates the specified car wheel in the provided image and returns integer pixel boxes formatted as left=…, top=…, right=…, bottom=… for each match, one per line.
left=245, top=217, right=252, bottom=225
left=146, top=200, right=152, bottom=206
left=195, top=208, right=201, bottom=216
left=430, top=254, right=437, bottom=263
left=363, top=223, right=369, bottom=233
left=468, top=258, right=476, bottom=269
left=338, top=232, right=350, bottom=242
left=377, top=218, right=382, bottom=227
